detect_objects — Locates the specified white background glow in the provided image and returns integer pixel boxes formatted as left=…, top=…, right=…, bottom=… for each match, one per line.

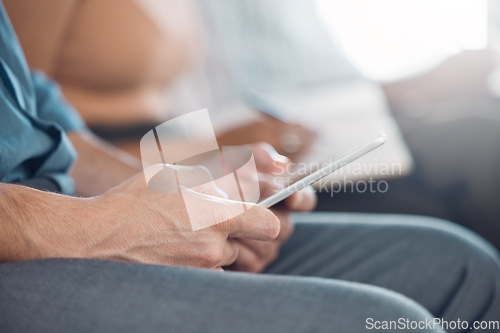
left=315, top=0, right=488, bottom=81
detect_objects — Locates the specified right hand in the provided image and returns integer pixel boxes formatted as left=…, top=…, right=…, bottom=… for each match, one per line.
left=79, top=170, right=280, bottom=269
left=227, top=144, right=317, bottom=273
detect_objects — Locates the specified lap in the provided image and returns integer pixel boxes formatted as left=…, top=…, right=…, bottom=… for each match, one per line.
left=1, top=213, right=497, bottom=333
left=266, top=212, right=500, bottom=325
left=0, top=258, right=438, bottom=333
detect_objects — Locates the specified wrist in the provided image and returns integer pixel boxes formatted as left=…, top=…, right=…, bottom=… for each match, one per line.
left=1, top=184, right=97, bottom=261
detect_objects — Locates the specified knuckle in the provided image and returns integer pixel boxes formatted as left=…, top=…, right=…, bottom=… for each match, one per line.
left=253, top=206, right=281, bottom=240
left=244, top=258, right=263, bottom=273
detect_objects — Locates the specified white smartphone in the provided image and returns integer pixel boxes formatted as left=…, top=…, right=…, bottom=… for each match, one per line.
left=257, top=135, right=387, bottom=208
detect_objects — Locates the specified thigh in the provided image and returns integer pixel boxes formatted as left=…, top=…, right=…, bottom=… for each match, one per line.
left=0, top=258, right=441, bottom=333
left=265, top=213, right=500, bottom=327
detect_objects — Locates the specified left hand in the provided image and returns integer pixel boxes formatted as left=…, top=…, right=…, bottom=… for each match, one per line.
left=227, top=143, right=317, bottom=273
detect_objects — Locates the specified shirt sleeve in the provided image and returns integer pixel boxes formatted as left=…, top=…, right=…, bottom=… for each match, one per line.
left=31, top=70, right=86, bottom=132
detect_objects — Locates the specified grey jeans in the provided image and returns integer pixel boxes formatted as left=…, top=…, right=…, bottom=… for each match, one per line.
left=1, top=213, right=499, bottom=333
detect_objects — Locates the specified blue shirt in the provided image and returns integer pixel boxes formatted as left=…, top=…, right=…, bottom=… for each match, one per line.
left=0, top=3, right=84, bottom=194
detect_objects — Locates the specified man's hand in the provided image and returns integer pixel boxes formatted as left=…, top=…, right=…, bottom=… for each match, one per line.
left=0, top=171, right=280, bottom=270
left=228, top=143, right=317, bottom=273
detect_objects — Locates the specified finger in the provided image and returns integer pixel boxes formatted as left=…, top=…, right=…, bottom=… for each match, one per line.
left=231, top=241, right=266, bottom=273
left=257, top=173, right=283, bottom=198
left=223, top=205, right=280, bottom=241
left=237, top=170, right=287, bottom=198
left=237, top=238, right=278, bottom=262
left=284, top=186, right=317, bottom=211
left=273, top=123, right=318, bottom=159
left=219, top=239, right=239, bottom=267
left=181, top=187, right=279, bottom=236
left=181, top=189, right=250, bottom=231
left=248, top=142, right=290, bottom=175
left=271, top=210, right=295, bottom=243
left=236, top=171, right=287, bottom=206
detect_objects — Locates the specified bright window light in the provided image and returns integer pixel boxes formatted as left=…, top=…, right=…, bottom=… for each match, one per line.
left=315, top=0, right=488, bottom=81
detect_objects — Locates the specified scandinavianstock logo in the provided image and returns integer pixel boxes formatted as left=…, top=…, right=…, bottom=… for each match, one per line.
left=140, top=109, right=260, bottom=231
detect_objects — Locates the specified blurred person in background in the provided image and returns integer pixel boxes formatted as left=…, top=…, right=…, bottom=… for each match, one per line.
left=5, top=0, right=500, bottom=249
